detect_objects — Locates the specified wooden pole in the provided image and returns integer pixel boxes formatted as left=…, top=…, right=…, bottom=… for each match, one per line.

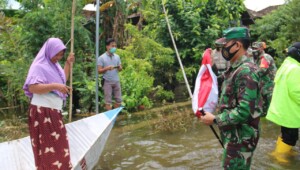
left=69, top=0, right=76, bottom=122
left=95, top=0, right=100, bottom=114
left=162, top=2, right=193, bottom=98
left=162, top=1, right=224, bottom=148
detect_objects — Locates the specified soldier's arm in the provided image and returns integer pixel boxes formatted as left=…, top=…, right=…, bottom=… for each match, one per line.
left=215, top=70, right=259, bottom=126
left=258, top=57, right=270, bottom=76
left=259, top=55, right=276, bottom=77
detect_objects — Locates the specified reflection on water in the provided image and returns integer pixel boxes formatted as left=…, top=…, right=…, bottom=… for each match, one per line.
left=96, top=117, right=300, bottom=170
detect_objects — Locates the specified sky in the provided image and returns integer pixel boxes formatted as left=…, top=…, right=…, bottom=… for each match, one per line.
left=244, top=0, right=286, bottom=11
left=7, top=0, right=286, bottom=11
left=6, top=0, right=21, bottom=9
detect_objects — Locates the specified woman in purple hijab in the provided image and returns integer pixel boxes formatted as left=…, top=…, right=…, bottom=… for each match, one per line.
left=23, top=38, right=74, bottom=170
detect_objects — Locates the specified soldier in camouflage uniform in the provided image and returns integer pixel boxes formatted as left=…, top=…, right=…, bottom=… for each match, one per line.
left=201, top=27, right=261, bottom=170
left=252, top=42, right=277, bottom=115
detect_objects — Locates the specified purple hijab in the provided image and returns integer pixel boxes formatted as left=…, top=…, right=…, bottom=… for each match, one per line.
left=23, top=38, right=67, bottom=100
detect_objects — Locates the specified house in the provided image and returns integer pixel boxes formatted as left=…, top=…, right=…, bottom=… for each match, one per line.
left=241, top=5, right=282, bottom=27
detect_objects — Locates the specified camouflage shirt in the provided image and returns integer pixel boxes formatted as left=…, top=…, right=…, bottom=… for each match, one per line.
left=216, top=55, right=260, bottom=152
left=254, top=52, right=277, bottom=115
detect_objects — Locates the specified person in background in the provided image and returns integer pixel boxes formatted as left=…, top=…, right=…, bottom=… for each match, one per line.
left=252, top=42, right=277, bottom=115
left=211, top=39, right=230, bottom=96
left=267, top=42, right=300, bottom=163
left=23, top=38, right=74, bottom=169
left=98, top=38, right=122, bottom=110
left=201, top=27, right=261, bottom=170
left=246, top=47, right=253, bottom=59
left=212, top=38, right=230, bottom=75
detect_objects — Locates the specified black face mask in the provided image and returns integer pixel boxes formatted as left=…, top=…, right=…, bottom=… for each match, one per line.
left=252, top=50, right=261, bottom=60
left=221, top=42, right=239, bottom=61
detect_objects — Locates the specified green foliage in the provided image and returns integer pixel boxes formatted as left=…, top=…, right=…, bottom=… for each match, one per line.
left=251, top=0, right=300, bottom=66
left=120, top=60, right=154, bottom=110
left=141, top=0, right=245, bottom=89
left=175, top=65, right=198, bottom=82
left=117, top=24, right=175, bottom=111
left=0, top=0, right=247, bottom=115
left=0, top=0, right=7, bottom=8
left=16, top=0, right=44, bottom=10
left=152, top=85, right=174, bottom=102
left=0, top=0, right=94, bottom=112
left=125, top=24, right=175, bottom=88
left=160, top=0, right=245, bottom=60
left=0, top=12, right=28, bottom=108
left=118, top=46, right=154, bottom=110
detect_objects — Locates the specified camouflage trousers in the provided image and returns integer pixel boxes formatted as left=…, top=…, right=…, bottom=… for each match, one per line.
left=222, top=144, right=254, bottom=170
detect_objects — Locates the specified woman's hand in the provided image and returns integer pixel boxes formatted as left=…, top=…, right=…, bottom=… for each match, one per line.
left=53, top=83, right=71, bottom=94
left=66, top=53, right=75, bottom=64
left=28, top=83, right=71, bottom=95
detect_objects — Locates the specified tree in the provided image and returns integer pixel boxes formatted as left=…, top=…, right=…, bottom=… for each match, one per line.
left=0, top=0, right=96, bottom=113
left=0, top=0, right=247, bottom=113
left=0, top=0, right=7, bottom=8
left=118, top=24, right=175, bottom=110
left=139, top=0, right=245, bottom=92
left=251, top=0, right=299, bottom=66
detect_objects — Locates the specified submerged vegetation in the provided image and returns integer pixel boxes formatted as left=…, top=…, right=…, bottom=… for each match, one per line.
left=0, top=116, right=28, bottom=142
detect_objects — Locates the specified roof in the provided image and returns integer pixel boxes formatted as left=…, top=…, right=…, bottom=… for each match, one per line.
left=247, top=5, right=282, bottom=18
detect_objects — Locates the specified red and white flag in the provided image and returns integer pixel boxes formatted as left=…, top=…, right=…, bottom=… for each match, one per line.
left=192, top=48, right=218, bottom=117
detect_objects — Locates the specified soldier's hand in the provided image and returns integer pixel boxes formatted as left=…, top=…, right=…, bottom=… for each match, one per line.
left=200, top=112, right=215, bottom=125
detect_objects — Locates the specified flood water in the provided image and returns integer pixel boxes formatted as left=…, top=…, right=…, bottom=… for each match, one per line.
left=95, top=116, right=300, bottom=170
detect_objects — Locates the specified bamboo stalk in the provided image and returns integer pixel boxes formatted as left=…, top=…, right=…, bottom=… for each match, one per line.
left=95, top=0, right=101, bottom=114
left=162, top=2, right=193, bottom=98
left=162, top=1, right=224, bottom=149
left=69, top=0, right=76, bottom=122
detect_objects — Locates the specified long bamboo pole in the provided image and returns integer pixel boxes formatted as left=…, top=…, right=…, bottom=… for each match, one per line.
left=162, top=2, right=192, bottom=98
left=95, top=0, right=100, bottom=114
left=69, top=0, right=76, bottom=122
left=162, top=1, right=224, bottom=148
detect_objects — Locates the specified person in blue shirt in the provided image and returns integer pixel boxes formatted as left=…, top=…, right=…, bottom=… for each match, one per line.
left=97, top=38, right=122, bottom=110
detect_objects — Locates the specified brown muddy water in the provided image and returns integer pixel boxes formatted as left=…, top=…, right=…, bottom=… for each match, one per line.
left=95, top=118, right=300, bottom=170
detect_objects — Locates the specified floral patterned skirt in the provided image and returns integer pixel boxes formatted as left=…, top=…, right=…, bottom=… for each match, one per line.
left=28, top=105, right=72, bottom=170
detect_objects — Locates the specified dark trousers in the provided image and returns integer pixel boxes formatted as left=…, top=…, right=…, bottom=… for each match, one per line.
left=281, top=126, right=299, bottom=146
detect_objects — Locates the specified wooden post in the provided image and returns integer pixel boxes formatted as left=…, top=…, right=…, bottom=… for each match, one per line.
left=95, top=0, right=101, bottom=114
left=162, top=1, right=193, bottom=98
left=69, top=0, right=76, bottom=122
left=162, top=0, right=224, bottom=149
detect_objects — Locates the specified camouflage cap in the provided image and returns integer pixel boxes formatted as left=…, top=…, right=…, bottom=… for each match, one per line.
left=214, top=38, right=225, bottom=47
left=252, top=42, right=266, bottom=49
left=218, top=27, right=250, bottom=44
